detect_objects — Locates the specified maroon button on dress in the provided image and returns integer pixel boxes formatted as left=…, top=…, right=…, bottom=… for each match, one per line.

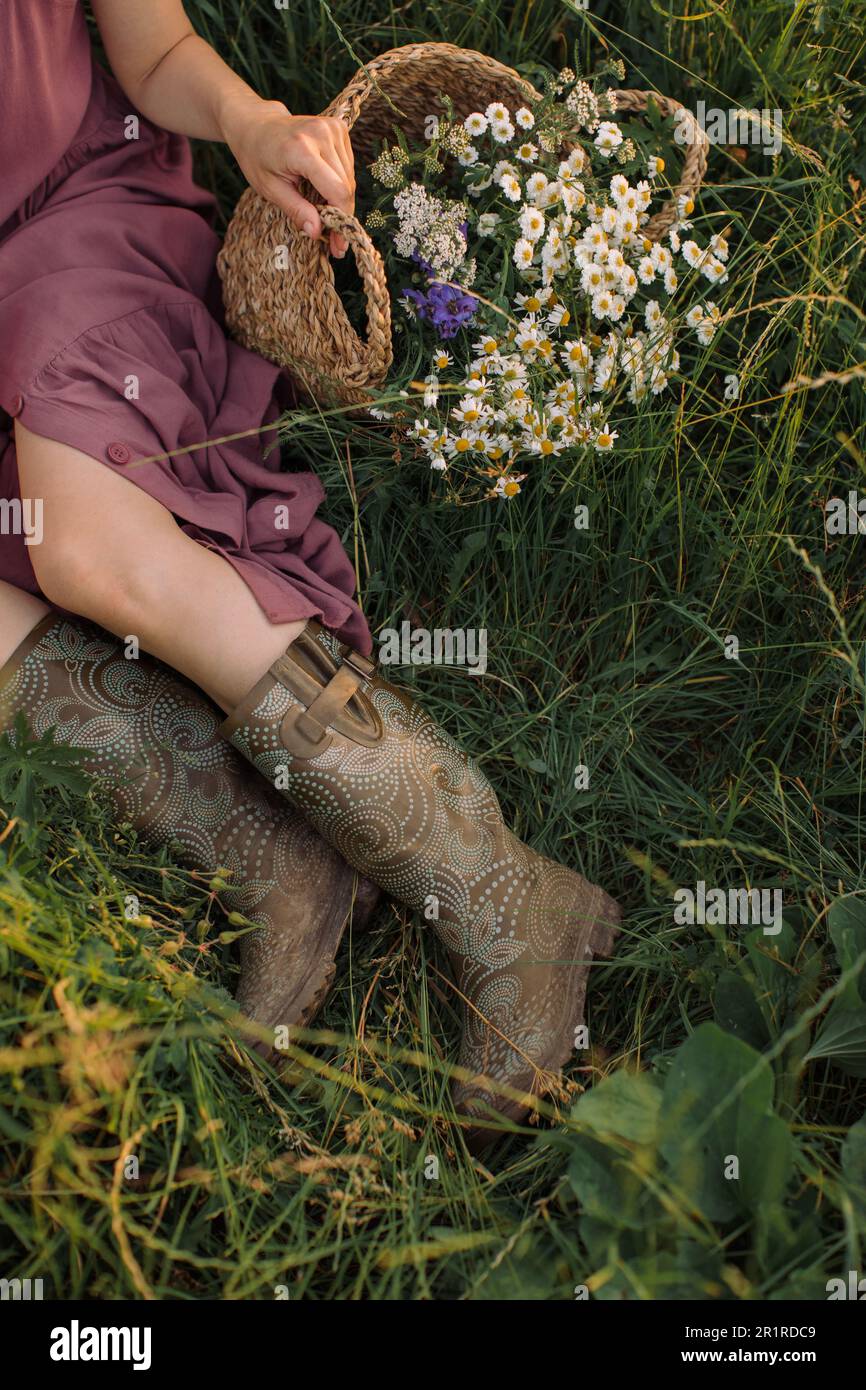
left=0, top=0, right=371, bottom=654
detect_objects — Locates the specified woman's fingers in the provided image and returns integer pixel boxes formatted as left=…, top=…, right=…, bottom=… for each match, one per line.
left=327, top=120, right=356, bottom=197
left=325, top=122, right=355, bottom=255
left=260, top=118, right=356, bottom=257
left=290, top=141, right=354, bottom=257
left=261, top=175, right=323, bottom=240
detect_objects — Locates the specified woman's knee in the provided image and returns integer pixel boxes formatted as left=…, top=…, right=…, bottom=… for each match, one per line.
left=28, top=527, right=153, bottom=629
left=14, top=424, right=175, bottom=628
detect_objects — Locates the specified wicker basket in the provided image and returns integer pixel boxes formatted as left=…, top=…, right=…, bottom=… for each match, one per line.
left=217, top=42, right=709, bottom=408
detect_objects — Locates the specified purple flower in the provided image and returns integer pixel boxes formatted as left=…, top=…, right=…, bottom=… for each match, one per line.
left=401, top=280, right=478, bottom=339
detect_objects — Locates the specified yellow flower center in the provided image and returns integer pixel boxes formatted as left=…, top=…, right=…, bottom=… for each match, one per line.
left=503, top=481, right=520, bottom=497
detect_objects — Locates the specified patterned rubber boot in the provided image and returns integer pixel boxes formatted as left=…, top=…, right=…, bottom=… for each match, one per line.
left=0, top=614, right=379, bottom=1042
left=221, top=621, right=620, bottom=1149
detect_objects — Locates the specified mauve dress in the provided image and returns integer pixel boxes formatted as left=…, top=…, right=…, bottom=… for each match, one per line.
left=0, top=0, right=371, bottom=654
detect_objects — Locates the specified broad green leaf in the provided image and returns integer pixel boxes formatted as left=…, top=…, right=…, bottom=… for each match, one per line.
left=807, top=1009, right=866, bottom=1077
left=714, top=970, right=771, bottom=1050
left=573, top=1069, right=661, bottom=1146
left=660, top=1023, right=792, bottom=1222
left=567, top=1134, right=650, bottom=1229
left=841, top=1115, right=866, bottom=1229
left=829, top=896, right=866, bottom=1008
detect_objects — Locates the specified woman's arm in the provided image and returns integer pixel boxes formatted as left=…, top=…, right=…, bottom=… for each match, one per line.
left=90, top=0, right=353, bottom=255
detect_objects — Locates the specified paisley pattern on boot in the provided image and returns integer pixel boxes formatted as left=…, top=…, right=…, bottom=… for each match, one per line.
left=222, top=621, right=620, bottom=1146
left=0, top=615, right=378, bottom=1033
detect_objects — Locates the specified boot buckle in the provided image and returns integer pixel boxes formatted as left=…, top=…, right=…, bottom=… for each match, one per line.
left=342, top=649, right=376, bottom=682
left=278, top=656, right=376, bottom=759
left=279, top=704, right=334, bottom=759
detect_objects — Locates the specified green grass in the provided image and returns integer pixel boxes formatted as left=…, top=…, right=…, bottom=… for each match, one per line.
left=2, top=0, right=866, bottom=1299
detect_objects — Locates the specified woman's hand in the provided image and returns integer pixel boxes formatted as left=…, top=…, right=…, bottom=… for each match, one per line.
left=90, top=1, right=355, bottom=255
left=225, top=100, right=355, bottom=258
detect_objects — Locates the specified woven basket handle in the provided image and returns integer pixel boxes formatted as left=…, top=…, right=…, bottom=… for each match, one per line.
left=612, top=89, right=709, bottom=242
left=316, top=205, right=393, bottom=385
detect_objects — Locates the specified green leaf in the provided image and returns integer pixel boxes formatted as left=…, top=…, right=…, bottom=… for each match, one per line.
left=829, top=895, right=866, bottom=1008
left=567, top=1133, right=650, bottom=1229
left=573, top=1069, right=661, bottom=1146
left=659, top=1023, right=793, bottom=1222
left=841, top=1115, right=866, bottom=1229
left=0, top=714, right=91, bottom=838
left=714, top=970, right=771, bottom=1050
left=806, top=1009, right=866, bottom=1076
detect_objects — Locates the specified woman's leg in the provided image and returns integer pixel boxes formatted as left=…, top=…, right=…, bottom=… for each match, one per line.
left=0, top=599, right=379, bottom=1034
left=220, top=616, right=621, bottom=1151
left=0, top=578, right=50, bottom=668
left=15, top=422, right=305, bottom=711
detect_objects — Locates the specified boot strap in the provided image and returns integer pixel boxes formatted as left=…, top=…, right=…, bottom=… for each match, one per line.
left=276, top=646, right=378, bottom=758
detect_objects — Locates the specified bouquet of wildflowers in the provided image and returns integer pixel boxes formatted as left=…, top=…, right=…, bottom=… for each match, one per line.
left=361, top=63, right=731, bottom=501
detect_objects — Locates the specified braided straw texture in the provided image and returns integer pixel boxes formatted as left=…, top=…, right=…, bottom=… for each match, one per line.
left=217, top=42, right=709, bottom=408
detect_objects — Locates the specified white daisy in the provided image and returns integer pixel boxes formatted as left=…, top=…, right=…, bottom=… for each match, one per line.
left=594, top=426, right=618, bottom=451
left=491, top=118, right=516, bottom=143
left=499, top=173, right=522, bottom=202
left=519, top=206, right=546, bottom=242
left=525, top=171, right=549, bottom=204
left=513, top=237, right=535, bottom=268
left=702, top=256, right=728, bottom=284
left=681, top=239, right=706, bottom=269
left=609, top=174, right=629, bottom=202
left=595, top=121, right=623, bottom=156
